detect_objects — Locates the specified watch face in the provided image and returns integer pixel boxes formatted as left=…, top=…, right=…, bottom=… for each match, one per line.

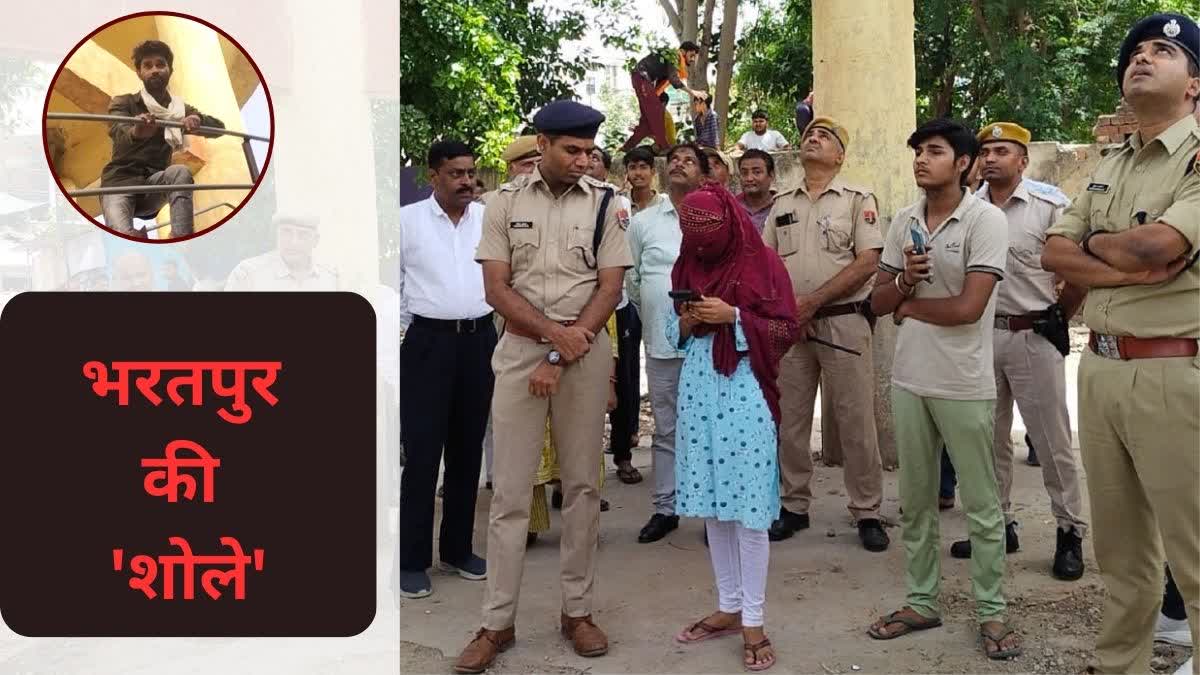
left=547, top=350, right=561, bottom=364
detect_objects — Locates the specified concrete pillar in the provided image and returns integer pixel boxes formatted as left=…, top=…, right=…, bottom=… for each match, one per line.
left=812, top=0, right=917, bottom=468
left=269, top=3, right=379, bottom=292
left=153, top=16, right=253, bottom=233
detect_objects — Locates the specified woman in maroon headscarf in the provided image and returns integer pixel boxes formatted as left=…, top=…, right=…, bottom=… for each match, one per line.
left=666, top=181, right=800, bottom=671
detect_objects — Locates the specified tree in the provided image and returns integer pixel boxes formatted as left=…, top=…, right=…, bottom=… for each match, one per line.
left=401, top=0, right=641, bottom=168
left=714, top=0, right=739, bottom=146
left=733, top=0, right=1188, bottom=144
left=596, top=81, right=639, bottom=152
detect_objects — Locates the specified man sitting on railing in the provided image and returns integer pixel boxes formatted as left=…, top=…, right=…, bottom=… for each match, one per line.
left=100, top=40, right=225, bottom=239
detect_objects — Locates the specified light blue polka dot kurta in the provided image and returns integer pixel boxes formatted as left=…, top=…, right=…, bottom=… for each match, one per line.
left=664, top=308, right=780, bottom=531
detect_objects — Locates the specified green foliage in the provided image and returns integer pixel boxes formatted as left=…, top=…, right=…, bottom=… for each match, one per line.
left=729, top=0, right=812, bottom=144
left=596, top=80, right=639, bottom=152
left=401, top=0, right=642, bottom=168
left=733, top=0, right=1190, bottom=144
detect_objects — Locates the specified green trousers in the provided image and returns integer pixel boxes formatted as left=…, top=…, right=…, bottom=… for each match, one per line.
left=892, top=387, right=1006, bottom=621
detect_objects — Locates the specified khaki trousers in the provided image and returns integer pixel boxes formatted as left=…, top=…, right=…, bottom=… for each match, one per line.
left=1078, top=351, right=1200, bottom=674
left=481, top=329, right=611, bottom=630
left=778, top=313, right=882, bottom=519
left=992, top=329, right=1087, bottom=535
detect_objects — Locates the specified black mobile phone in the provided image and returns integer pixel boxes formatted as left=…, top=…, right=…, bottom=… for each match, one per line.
left=669, top=289, right=699, bottom=302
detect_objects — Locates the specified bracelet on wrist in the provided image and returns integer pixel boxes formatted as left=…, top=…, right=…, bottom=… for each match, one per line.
left=895, top=274, right=914, bottom=296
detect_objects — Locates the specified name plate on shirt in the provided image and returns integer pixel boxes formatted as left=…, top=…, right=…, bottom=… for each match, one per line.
left=1086, top=183, right=1110, bottom=193
left=509, top=221, right=533, bottom=229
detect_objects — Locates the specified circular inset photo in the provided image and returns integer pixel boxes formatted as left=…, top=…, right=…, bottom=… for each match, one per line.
left=42, top=11, right=274, bottom=243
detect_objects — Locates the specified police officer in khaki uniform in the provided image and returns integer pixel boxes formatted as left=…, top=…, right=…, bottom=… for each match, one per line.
left=455, top=101, right=631, bottom=674
left=224, top=214, right=339, bottom=291
left=1042, top=13, right=1200, bottom=673
left=761, top=117, right=888, bottom=551
left=947, top=122, right=1088, bottom=581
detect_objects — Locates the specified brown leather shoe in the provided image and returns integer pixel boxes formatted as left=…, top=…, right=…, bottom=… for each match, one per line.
left=454, top=626, right=514, bottom=674
left=560, top=613, right=609, bottom=657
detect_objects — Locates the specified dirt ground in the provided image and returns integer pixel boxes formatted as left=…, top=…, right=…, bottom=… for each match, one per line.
left=400, top=404, right=1192, bottom=674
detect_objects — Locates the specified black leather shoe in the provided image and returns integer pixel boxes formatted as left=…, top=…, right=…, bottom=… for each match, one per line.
left=858, top=518, right=890, bottom=552
left=1025, top=434, right=1040, bottom=466
left=767, top=508, right=810, bottom=541
left=637, top=514, right=679, bottom=543
left=1052, top=527, right=1084, bottom=580
left=951, top=521, right=1020, bottom=558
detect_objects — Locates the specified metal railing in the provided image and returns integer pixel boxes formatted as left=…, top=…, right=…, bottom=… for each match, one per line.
left=46, top=112, right=270, bottom=142
left=46, top=111, right=270, bottom=201
left=68, top=183, right=255, bottom=198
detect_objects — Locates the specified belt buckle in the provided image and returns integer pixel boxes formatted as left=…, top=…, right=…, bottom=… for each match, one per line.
left=1094, top=334, right=1121, bottom=359
left=996, top=316, right=1010, bottom=330
left=456, top=319, right=478, bottom=334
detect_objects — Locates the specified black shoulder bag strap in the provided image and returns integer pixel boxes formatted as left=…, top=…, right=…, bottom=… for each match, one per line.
left=590, top=187, right=614, bottom=270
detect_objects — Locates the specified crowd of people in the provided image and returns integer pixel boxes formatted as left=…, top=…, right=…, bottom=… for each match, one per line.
left=398, top=12, right=1199, bottom=674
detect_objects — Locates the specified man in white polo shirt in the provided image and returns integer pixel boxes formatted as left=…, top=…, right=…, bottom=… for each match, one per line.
left=397, top=139, right=496, bottom=599
left=867, top=118, right=1021, bottom=661
left=736, top=110, right=791, bottom=152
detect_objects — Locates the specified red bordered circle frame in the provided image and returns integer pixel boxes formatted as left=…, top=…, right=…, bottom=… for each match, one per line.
left=41, top=10, right=276, bottom=244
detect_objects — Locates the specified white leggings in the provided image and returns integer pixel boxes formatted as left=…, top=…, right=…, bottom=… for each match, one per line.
left=706, top=519, right=770, bottom=627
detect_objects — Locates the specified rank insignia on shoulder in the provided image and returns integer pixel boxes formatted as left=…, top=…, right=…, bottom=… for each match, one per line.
left=509, top=221, right=533, bottom=229
left=1086, top=183, right=1110, bottom=193
left=616, top=208, right=630, bottom=230
left=863, top=209, right=877, bottom=225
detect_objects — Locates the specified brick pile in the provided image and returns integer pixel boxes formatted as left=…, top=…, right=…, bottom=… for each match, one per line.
left=1093, top=99, right=1137, bottom=144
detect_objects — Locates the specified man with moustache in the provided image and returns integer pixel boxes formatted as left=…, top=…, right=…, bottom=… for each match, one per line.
left=1042, top=14, right=1200, bottom=671
left=456, top=101, right=630, bottom=673
left=625, top=141, right=709, bottom=543
left=396, top=140, right=496, bottom=599
left=946, top=122, right=1088, bottom=582
left=736, top=149, right=776, bottom=234
left=100, top=40, right=225, bottom=239
left=224, top=213, right=338, bottom=291
left=762, top=118, right=886, bottom=550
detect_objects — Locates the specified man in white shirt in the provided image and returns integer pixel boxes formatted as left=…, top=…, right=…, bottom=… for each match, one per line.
left=397, top=140, right=496, bottom=600
left=736, top=110, right=791, bottom=152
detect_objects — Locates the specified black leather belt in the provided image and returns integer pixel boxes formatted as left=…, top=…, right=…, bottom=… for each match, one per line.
left=412, top=313, right=493, bottom=334
left=994, top=313, right=1040, bottom=331
left=813, top=302, right=863, bottom=320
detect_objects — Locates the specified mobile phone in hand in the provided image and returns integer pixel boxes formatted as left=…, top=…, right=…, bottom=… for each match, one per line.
left=669, top=289, right=699, bottom=302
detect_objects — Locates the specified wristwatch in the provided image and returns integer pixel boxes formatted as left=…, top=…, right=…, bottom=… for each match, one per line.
left=546, top=350, right=562, bottom=366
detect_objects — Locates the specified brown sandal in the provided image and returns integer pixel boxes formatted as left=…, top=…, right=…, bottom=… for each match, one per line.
left=616, top=464, right=643, bottom=484
left=744, top=637, right=775, bottom=672
left=867, top=607, right=943, bottom=640
left=675, top=614, right=742, bottom=644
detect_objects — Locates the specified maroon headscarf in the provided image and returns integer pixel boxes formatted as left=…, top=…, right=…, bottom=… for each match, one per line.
left=670, top=181, right=801, bottom=426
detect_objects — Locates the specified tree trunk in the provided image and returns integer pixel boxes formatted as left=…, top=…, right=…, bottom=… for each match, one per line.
left=691, top=0, right=717, bottom=89
left=714, top=0, right=737, bottom=146
left=658, top=0, right=683, bottom=37
left=682, top=0, right=699, bottom=42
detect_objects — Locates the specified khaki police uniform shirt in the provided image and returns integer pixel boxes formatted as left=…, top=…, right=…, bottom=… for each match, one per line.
left=475, top=168, right=633, bottom=323
left=880, top=190, right=1009, bottom=400
left=224, top=250, right=339, bottom=291
left=1046, top=114, right=1200, bottom=338
left=762, top=177, right=883, bottom=303
left=977, top=179, right=1067, bottom=315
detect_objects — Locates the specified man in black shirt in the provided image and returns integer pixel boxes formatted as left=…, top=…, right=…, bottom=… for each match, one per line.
left=620, top=42, right=703, bottom=153
left=100, top=40, right=225, bottom=239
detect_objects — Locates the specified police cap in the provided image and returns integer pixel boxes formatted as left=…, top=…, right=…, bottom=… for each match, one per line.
left=533, top=100, right=605, bottom=139
left=1117, top=14, right=1199, bottom=94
